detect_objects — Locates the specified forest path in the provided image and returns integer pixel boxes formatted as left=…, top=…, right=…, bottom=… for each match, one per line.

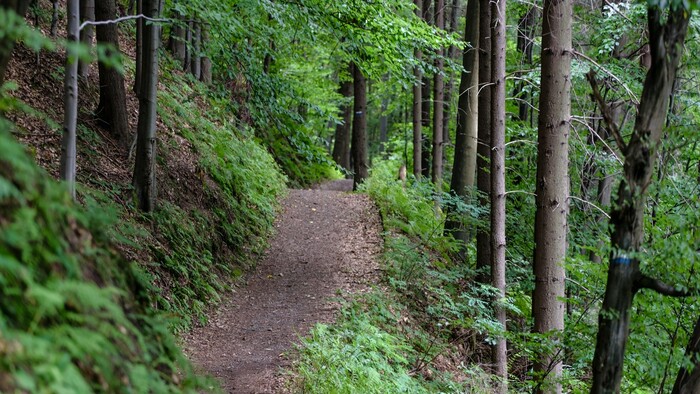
left=183, top=179, right=383, bottom=393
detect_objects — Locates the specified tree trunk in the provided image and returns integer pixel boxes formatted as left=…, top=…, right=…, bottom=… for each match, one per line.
left=490, top=0, right=507, bottom=389
left=351, top=63, right=369, bottom=190
left=0, top=0, right=31, bottom=86
left=190, top=20, right=201, bottom=79
left=134, top=0, right=143, bottom=95
left=133, top=0, right=161, bottom=212
left=78, top=0, right=95, bottom=80
left=413, top=0, right=423, bottom=178
left=590, top=7, right=691, bottom=393
left=200, top=23, right=212, bottom=83
left=441, top=0, right=461, bottom=153
left=95, top=0, right=130, bottom=145
left=60, top=0, right=80, bottom=199
left=672, top=316, right=700, bottom=394
left=332, top=72, right=353, bottom=170
left=421, top=0, right=433, bottom=179
left=531, top=0, right=571, bottom=389
left=183, top=20, right=192, bottom=72
left=513, top=6, right=537, bottom=123
left=50, top=0, right=59, bottom=36
left=167, top=8, right=186, bottom=65
left=475, top=0, right=491, bottom=283
left=444, top=0, right=479, bottom=250
left=431, top=0, right=444, bottom=186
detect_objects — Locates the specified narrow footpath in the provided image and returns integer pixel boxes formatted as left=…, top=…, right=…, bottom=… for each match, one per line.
left=183, top=180, right=383, bottom=393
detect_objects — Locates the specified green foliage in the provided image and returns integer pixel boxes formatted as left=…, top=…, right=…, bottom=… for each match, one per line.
left=0, top=128, right=204, bottom=392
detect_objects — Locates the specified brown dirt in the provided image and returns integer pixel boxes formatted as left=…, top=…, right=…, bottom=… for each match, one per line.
left=182, top=179, right=383, bottom=393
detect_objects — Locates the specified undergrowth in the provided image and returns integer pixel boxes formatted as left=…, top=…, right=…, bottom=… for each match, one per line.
left=0, top=126, right=205, bottom=392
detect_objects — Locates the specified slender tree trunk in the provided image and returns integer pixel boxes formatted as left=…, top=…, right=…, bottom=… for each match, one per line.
left=532, top=0, right=571, bottom=390
left=60, top=0, right=80, bottom=199
left=50, top=0, right=59, bottom=36
left=78, top=0, right=95, bottom=80
left=432, top=0, right=444, bottom=186
left=590, top=7, right=691, bottom=393
left=441, top=0, right=461, bottom=152
left=445, top=0, right=479, bottom=249
left=475, top=0, right=492, bottom=283
left=672, top=316, right=700, bottom=394
left=133, top=0, right=161, bottom=212
left=0, top=0, right=31, bottom=86
left=332, top=72, right=353, bottom=170
left=421, top=0, right=433, bottom=179
left=514, top=6, right=537, bottom=123
left=352, top=63, right=369, bottom=190
left=167, top=8, right=186, bottom=65
left=183, top=20, right=192, bottom=72
left=134, top=0, right=143, bottom=95
left=490, top=0, right=507, bottom=389
left=413, top=0, right=423, bottom=178
left=95, top=0, right=130, bottom=145
left=200, top=23, right=212, bottom=83
left=190, top=20, right=201, bottom=79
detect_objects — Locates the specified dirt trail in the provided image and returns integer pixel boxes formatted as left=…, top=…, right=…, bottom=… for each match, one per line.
left=183, top=179, right=383, bottom=393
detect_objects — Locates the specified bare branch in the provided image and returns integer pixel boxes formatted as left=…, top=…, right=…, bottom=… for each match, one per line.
left=574, top=50, right=639, bottom=104
left=586, top=70, right=628, bottom=153
left=79, top=14, right=170, bottom=32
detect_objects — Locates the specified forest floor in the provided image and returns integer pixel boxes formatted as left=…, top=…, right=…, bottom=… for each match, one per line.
left=182, top=179, right=384, bottom=393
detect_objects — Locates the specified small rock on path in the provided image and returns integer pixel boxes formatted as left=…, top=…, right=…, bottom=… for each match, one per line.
left=183, top=179, right=382, bottom=393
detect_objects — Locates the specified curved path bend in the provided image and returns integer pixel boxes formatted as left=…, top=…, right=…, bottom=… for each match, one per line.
left=183, top=179, right=382, bottom=393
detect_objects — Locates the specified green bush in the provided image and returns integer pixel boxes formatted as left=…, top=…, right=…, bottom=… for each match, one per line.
left=0, top=127, right=204, bottom=392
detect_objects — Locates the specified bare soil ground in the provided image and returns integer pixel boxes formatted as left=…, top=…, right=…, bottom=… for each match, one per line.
left=182, top=179, right=383, bottom=393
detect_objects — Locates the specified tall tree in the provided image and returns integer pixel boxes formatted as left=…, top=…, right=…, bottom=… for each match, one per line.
left=513, top=6, right=537, bottom=123
left=78, top=0, right=95, bottom=79
left=133, top=0, right=162, bottom=212
left=672, top=315, right=700, bottom=394
left=589, top=4, right=692, bottom=392
left=332, top=68, right=353, bottom=170
left=421, top=0, right=433, bottom=179
left=0, top=0, right=31, bottom=86
left=351, top=63, right=369, bottom=190
left=531, top=0, right=572, bottom=388
left=167, top=7, right=187, bottom=66
left=189, top=20, right=201, bottom=79
left=431, top=0, right=445, bottom=185
left=490, top=0, right=507, bottom=388
left=60, top=0, right=80, bottom=199
left=95, top=0, right=130, bottom=145
left=445, top=0, right=478, bottom=250
left=412, top=0, right=423, bottom=178
left=200, top=23, right=212, bottom=84
left=475, top=0, right=491, bottom=282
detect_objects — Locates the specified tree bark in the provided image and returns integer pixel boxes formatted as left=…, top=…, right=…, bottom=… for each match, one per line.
left=95, top=0, right=130, bottom=145
left=590, top=6, right=691, bottom=393
left=78, top=0, right=95, bottom=80
left=475, top=0, right=491, bottom=283
left=167, top=8, right=186, bottom=65
left=490, top=0, right=507, bottom=388
left=413, top=0, right=423, bottom=178
left=532, top=0, right=571, bottom=390
left=441, top=0, right=461, bottom=151
left=445, top=0, right=479, bottom=250
left=190, top=20, right=201, bottom=79
left=351, top=63, right=369, bottom=190
left=0, top=0, right=31, bottom=86
left=420, top=0, right=433, bottom=179
left=200, top=23, right=212, bottom=83
left=672, top=316, right=700, bottom=394
left=60, top=0, right=80, bottom=199
left=133, top=0, right=161, bottom=212
left=332, top=71, right=353, bottom=170
left=50, top=0, right=59, bottom=36
left=134, top=0, right=143, bottom=95
left=431, top=0, right=444, bottom=186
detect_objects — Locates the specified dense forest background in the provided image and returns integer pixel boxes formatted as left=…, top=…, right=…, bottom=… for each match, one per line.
left=0, top=0, right=699, bottom=392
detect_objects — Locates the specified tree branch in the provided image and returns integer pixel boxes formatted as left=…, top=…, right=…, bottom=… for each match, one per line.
left=585, top=70, right=628, bottom=153
left=79, top=14, right=170, bottom=32
left=636, top=274, right=695, bottom=297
